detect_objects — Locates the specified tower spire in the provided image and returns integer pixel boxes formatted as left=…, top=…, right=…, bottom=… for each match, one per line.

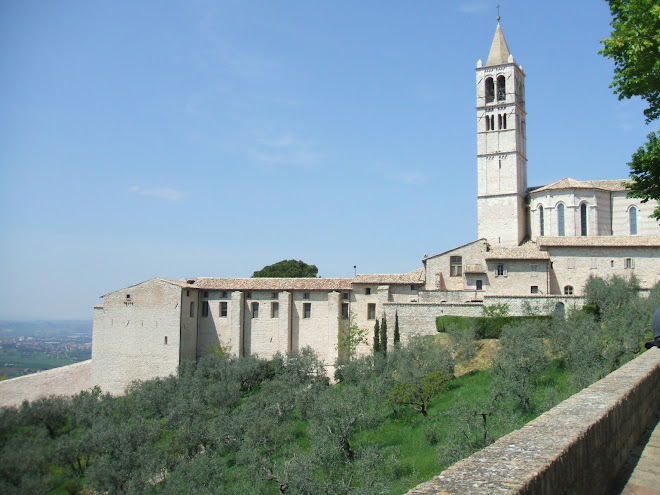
left=486, top=23, right=511, bottom=66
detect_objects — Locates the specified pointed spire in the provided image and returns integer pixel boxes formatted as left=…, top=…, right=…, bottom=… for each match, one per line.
left=486, top=23, right=512, bottom=66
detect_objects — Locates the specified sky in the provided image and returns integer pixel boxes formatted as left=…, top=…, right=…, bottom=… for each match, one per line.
left=0, top=1, right=653, bottom=319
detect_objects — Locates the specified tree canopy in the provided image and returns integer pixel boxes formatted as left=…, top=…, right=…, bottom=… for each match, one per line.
left=600, top=0, right=660, bottom=218
left=252, top=259, right=318, bottom=278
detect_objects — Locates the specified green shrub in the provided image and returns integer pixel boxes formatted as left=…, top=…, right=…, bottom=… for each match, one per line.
left=437, top=315, right=552, bottom=339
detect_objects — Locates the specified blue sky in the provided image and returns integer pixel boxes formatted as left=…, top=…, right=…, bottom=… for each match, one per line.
left=0, top=1, right=652, bottom=319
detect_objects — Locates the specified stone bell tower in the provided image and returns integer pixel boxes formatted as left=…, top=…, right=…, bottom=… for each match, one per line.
left=476, top=23, right=528, bottom=247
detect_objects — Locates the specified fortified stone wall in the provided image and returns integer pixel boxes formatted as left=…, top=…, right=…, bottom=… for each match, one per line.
left=408, top=348, right=660, bottom=495
left=0, top=360, right=92, bottom=408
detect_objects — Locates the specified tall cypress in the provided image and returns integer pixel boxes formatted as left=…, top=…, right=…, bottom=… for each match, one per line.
left=373, top=320, right=380, bottom=353
left=394, top=310, right=400, bottom=347
left=380, top=314, right=388, bottom=357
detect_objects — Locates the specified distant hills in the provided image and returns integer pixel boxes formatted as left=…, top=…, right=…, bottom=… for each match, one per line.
left=0, top=319, right=92, bottom=338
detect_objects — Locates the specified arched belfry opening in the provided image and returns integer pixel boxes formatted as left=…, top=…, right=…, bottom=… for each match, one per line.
left=485, top=77, right=494, bottom=103
left=497, top=75, right=506, bottom=101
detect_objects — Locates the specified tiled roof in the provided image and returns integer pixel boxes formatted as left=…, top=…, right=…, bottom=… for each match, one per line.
left=354, top=269, right=425, bottom=285
left=531, top=177, right=629, bottom=194
left=425, top=239, right=487, bottom=261
left=537, top=235, right=660, bottom=248
left=165, top=277, right=354, bottom=291
left=484, top=242, right=551, bottom=260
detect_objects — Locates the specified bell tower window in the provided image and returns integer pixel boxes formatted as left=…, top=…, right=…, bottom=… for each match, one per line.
left=485, top=77, right=494, bottom=103
left=497, top=75, right=506, bottom=101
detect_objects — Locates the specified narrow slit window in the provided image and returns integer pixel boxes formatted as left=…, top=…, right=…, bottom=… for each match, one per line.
left=629, top=207, right=638, bottom=235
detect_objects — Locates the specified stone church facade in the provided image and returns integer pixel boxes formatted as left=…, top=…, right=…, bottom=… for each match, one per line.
left=92, top=24, right=660, bottom=395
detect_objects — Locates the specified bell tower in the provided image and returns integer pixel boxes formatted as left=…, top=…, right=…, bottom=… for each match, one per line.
left=476, top=23, right=527, bottom=247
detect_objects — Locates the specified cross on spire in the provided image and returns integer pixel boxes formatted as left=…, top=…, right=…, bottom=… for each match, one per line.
left=497, top=4, right=501, bottom=22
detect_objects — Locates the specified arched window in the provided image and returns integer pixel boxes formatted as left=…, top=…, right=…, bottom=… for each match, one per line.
left=486, top=115, right=491, bottom=131
left=554, top=302, right=565, bottom=316
left=485, top=77, right=494, bottom=103
left=538, top=205, right=545, bottom=236
left=557, top=203, right=565, bottom=236
left=564, top=285, right=574, bottom=295
left=580, top=203, right=588, bottom=236
left=497, top=75, right=506, bottom=101
left=629, top=206, right=638, bottom=235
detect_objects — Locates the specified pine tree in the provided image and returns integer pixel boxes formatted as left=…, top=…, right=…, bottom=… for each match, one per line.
left=380, top=314, right=388, bottom=357
left=373, top=320, right=380, bottom=353
left=394, top=311, right=401, bottom=347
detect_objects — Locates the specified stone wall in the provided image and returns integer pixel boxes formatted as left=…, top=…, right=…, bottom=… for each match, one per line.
left=407, top=348, right=660, bottom=495
left=0, top=360, right=92, bottom=408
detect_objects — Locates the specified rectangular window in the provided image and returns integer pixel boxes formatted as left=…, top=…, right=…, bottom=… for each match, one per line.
left=201, top=301, right=209, bottom=317
left=220, top=302, right=228, bottom=317
left=303, top=292, right=310, bottom=300
left=341, top=303, right=349, bottom=319
left=222, top=291, right=228, bottom=298
left=476, top=279, right=483, bottom=290
left=450, top=256, right=463, bottom=277
left=342, top=293, right=350, bottom=300
left=251, top=302, right=259, bottom=318
left=411, top=284, right=418, bottom=291
left=303, top=302, right=311, bottom=319
left=203, top=291, right=208, bottom=298
left=625, top=258, right=634, bottom=269
left=365, top=288, right=371, bottom=295
left=189, top=301, right=195, bottom=317
left=568, top=258, right=575, bottom=269
left=530, top=264, right=538, bottom=277
left=496, top=264, right=507, bottom=277
left=530, top=286, right=539, bottom=294
left=367, top=303, right=376, bottom=320
left=247, top=292, right=252, bottom=299
left=271, top=302, right=279, bottom=318
left=272, top=292, right=279, bottom=299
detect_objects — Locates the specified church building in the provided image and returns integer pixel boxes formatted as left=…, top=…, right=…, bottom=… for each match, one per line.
left=91, top=23, right=660, bottom=395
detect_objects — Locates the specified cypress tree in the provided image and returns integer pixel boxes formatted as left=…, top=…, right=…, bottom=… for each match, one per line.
left=380, top=314, right=388, bottom=357
left=373, top=320, right=380, bottom=353
left=394, top=310, right=401, bottom=347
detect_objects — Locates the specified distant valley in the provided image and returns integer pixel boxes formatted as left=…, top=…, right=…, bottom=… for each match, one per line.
left=0, top=320, right=92, bottom=379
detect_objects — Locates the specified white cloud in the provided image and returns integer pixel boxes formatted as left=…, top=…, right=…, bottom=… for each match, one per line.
left=248, top=132, right=322, bottom=167
left=457, top=2, right=491, bottom=15
left=128, top=186, right=189, bottom=201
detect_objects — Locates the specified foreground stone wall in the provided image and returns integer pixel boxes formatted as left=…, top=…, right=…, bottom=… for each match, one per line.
left=0, top=360, right=92, bottom=408
left=408, top=348, right=660, bottom=495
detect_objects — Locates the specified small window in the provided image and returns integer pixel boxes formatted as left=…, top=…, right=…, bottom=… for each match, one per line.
left=530, top=286, right=539, bottom=294
left=625, top=258, right=634, bottom=269
left=568, top=258, right=576, bottom=269
left=365, top=288, right=371, bottom=295
left=342, top=293, right=350, bottom=300
left=411, top=284, right=418, bottom=291
left=186, top=290, right=190, bottom=297
left=164, top=336, right=168, bottom=345
left=341, top=303, right=349, bottom=319
left=203, top=291, right=208, bottom=298
left=303, top=302, right=311, bottom=319
left=580, top=203, right=588, bottom=236
left=450, top=256, right=463, bottom=277
left=496, top=264, right=506, bottom=277
left=303, top=292, right=310, bottom=300
left=189, top=301, right=195, bottom=317
left=367, top=303, right=376, bottom=320
left=272, top=292, right=279, bottom=299
left=201, top=301, right=209, bottom=317
left=222, top=291, right=228, bottom=298
left=531, top=264, right=538, bottom=277
left=247, top=292, right=252, bottom=299
left=126, top=294, right=131, bottom=299
left=251, top=302, right=259, bottom=318
left=476, top=280, right=483, bottom=291
left=271, top=302, right=279, bottom=318
left=220, top=302, right=228, bottom=317
left=611, top=260, right=615, bottom=268
left=564, top=285, right=574, bottom=295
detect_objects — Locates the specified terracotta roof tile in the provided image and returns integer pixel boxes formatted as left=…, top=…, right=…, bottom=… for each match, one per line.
left=354, top=269, right=424, bottom=285
left=531, top=177, right=628, bottom=194
left=164, top=277, right=354, bottom=291
left=484, top=243, right=550, bottom=260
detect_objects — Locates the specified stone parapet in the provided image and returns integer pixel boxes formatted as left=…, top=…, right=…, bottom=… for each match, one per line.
left=407, top=348, right=660, bottom=495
